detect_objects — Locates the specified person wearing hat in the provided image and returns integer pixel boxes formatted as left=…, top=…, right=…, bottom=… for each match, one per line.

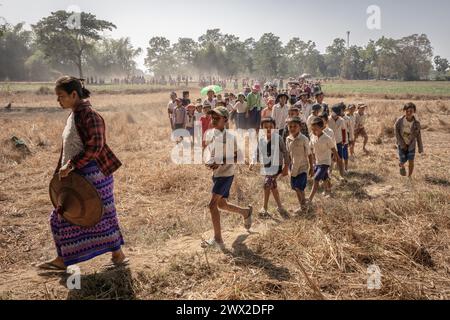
left=295, top=91, right=313, bottom=119
left=285, top=116, right=314, bottom=213
left=314, top=89, right=329, bottom=114
left=354, top=103, right=369, bottom=154
left=309, top=117, right=340, bottom=202
left=232, top=93, right=249, bottom=130
left=250, top=117, right=290, bottom=219
left=272, top=93, right=290, bottom=133
left=167, top=91, right=178, bottom=130
left=203, top=106, right=253, bottom=250
left=203, top=89, right=217, bottom=108
left=328, top=103, right=346, bottom=178
left=40, top=76, right=126, bottom=270
left=246, top=83, right=263, bottom=130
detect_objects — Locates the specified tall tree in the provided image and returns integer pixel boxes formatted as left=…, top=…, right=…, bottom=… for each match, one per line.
left=145, top=36, right=177, bottom=76
left=0, top=23, right=32, bottom=81
left=434, top=56, right=450, bottom=74
left=253, top=33, right=283, bottom=77
left=33, top=10, right=116, bottom=78
left=396, top=34, right=433, bottom=80
left=325, top=38, right=347, bottom=77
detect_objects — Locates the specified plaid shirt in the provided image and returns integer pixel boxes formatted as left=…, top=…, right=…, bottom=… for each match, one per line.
left=55, top=100, right=122, bottom=176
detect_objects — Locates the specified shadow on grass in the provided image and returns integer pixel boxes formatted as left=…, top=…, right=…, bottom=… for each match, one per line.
left=227, top=234, right=291, bottom=282
left=424, top=175, right=450, bottom=187
left=62, top=267, right=135, bottom=300
left=345, top=171, right=384, bottom=184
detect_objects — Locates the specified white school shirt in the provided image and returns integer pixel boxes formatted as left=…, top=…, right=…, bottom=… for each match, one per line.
left=234, top=101, right=248, bottom=114
left=323, top=127, right=336, bottom=144
left=271, top=103, right=289, bottom=129
left=328, top=116, right=345, bottom=144
left=310, top=133, right=336, bottom=166
left=342, top=115, right=351, bottom=145
left=402, top=117, right=414, bottom=145
left=286, top=133, right=311, bottom=177
left=205, top=129, right=238, bottom=178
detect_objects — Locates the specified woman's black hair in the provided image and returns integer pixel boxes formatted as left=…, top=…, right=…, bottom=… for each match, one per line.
left=55, top=76, right=91, bottom=99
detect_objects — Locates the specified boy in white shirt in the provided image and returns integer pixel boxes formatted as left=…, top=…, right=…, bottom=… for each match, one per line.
left=307, top=104, right=323, bottom=134
left=286, top=117, right=314, bottom=213
left=308, top=117, right=339, bottom=201
left=203, top=106, right=253, bottom=250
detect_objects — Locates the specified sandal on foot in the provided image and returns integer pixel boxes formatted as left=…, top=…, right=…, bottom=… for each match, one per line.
left=37, top=261, right=66, bottom=271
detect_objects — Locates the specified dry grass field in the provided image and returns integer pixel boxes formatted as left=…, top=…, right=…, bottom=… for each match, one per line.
left=0, top=87, right=449, bottom=300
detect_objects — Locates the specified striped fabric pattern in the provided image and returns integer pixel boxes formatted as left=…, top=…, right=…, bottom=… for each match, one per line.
left=50, top=161, right=124, bottom=266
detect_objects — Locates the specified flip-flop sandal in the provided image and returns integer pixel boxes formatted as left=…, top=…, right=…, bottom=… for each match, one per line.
left=244, top=205, right=253, bottom=230
left=109, top=257, right=130, bottom=268
left=37, top=261, right=67, bottom=271
left=201, top=238, right=225, bottom=251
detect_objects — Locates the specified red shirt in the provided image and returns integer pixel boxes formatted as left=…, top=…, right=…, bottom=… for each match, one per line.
left=55, top=100, right=122, bottom=177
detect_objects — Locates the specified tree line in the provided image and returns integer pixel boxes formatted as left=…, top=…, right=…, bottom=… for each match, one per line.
left=1, top=11, right=449, bottom=82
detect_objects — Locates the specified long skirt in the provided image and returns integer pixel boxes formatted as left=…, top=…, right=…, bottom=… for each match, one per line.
left=248, top=108, right=261, bottom=130
left=236, top=113, right=248, bottom=130
left=50, top=161, right=124, bottom=266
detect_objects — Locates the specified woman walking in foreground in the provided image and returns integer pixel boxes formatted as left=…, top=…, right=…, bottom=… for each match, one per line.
left=39, top=76, right=127, bottom=270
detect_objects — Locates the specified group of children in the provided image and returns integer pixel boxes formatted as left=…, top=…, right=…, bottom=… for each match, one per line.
left=167, top=87, right=423, bottom=250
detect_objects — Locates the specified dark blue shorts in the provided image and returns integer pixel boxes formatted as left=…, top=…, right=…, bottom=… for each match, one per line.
left=337, top=143, right=349, bottom=160
left=336, top=143, right=345, bottom=160
left=314, top=165, right=330, bottom=181
left=291, top=172, right=308, bottom=191
left=212, top=176, right=234, bottom=199
left=398, top=147, right=415, bottom=164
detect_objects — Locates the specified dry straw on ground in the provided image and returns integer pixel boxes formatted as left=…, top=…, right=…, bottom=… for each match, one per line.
left=0, top=89, right=449, bottom=300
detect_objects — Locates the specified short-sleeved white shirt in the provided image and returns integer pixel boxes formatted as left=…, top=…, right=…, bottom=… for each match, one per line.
left=310, top=133, right=335, bottom=166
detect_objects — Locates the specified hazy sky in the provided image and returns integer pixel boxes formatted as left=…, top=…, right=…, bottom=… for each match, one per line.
left=1, top=0, right=449, bottom=70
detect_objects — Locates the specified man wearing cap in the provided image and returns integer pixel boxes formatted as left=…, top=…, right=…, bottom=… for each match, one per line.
left=272, top=93, right=290, bottom=133
left=203, top=106, right=253, bottom=250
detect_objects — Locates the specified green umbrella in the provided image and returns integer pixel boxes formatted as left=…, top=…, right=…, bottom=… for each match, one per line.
left=201, top=85, right=223, bottom=96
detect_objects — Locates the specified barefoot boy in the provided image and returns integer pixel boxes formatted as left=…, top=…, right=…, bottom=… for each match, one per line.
left=286, top=117, right=314, bottom=213
left=203, top=106, right=253, bottom=250
left=309, top=117, right=339, bottom=202
left=394, top=102, right=424, bottom=177
left=354, top=104, right=369, bottom=154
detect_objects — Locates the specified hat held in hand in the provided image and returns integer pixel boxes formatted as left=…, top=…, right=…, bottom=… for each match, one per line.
left=49, top=172, right=104, bottom=228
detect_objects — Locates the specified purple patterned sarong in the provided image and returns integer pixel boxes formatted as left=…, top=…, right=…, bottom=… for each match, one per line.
left=50, top=161, right=124, bottom=266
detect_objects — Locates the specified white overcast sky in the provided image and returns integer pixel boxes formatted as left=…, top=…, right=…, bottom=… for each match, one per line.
left=1, top=0, right=449, bottom=71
